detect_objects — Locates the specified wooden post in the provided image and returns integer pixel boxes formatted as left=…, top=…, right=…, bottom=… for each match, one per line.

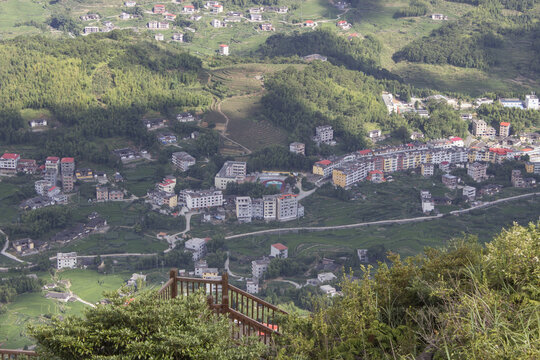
left=221, top=272, right=229, bottom=314
left=170, top=268, right=178, bottom=299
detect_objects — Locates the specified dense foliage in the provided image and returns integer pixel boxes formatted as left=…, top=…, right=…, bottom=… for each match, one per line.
left=224, top=181, right=281, bottom=198
left=258, top=28, right=396, bottom=79
left=30, top=291, right=265, bottom=359
left=404, top=100, right=468, bottom=138
left=0, top=33, right=211, bottom=164
left=274, top=223, right=540, bottom=359
left=394, top=0, right=429, bottom=18
left=3, top=206, right=72, bottom=239
left=248, top=146, right=314, bottom=172
left=262, top=63, right=388, bottom=144
left=476, top=103, right=540, bottom=134
left=0, top=276, right=43, bottom=305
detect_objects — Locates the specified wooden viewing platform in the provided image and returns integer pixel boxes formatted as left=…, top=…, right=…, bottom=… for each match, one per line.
left=0, top=349, right=37, bottom=359
left=158, top=268, right=287, bottom=344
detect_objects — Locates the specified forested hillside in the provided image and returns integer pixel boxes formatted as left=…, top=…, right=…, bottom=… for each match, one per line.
left=261, top=62, right=466, bottom=147
left=258, top=28, right=397, bottom=79
left=0, top=32, right=211, bottom=162
left=261, top=62, right=388, bottom=146
left=393, top=0, right=539, bottom=74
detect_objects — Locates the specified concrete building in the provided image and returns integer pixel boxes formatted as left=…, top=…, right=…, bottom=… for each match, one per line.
left=181, top=189, right=223, bottom=210
left=320, top=285, right=338, bottom=297
left=270, top=243, right=288, bottom=258
left=219, top=44, right=229, bottom=55
left=313, top=125, right=334, bottom=144
left=263, top=195, right=277, bottom=220
left=524, top=94, right=539, bottom=110
left=420, top=190, right=434, bottom=213
left=252, top=258, right=270, bottom=280
left=511, top=169, right=524, bottom=187
left=184, top=238, right=207, bottom=261
left=277, top=194, right=298, bottom=221
left=235, top=196, right=252, bottom=223
left=45, top=156, right=60, bottom=172
left=214, top=161, right=246, bottom=189
left=499, top=98, right=523, bottom=109
left=462, top=186, right=476, bottom=200
left=289, top=142, right=305, bottom=155
left=317, top=272, right=337, bottom=283
left=194, top=259, right=208, bottom=276
left=57, top=252, right=77, bottom=269
left=246, top=279, right=259, bottom=294
left=442, top=174, right=458, bottom=189
left=172, top=152, right=196, bottom=172
left=468, top=162, right=488, bottom=182
left=96, top=186, right=109, bottom=202
left=35, top=180, right=51, bottom=196
left=157, top=177, right=176, bottom=193
left=499, top=122, right=510, bottom=137
left=0, top=153, right=20, bottom=174
left=421, top=163, right=434, bottom=177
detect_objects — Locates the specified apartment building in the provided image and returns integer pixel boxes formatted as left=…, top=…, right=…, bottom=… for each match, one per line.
left=0, top=153, right=20, bottom=174
left=157, top=177, right=176, bottom=193
left=442, top=174, right=458, bottom=189
left=313, top=125, right=334, bottom=144
left=252, top=258, right=270, bottom=280
left=277, top=194, right=298, bottom=221
left=263, top=195, right=277, bottom=221
left=235, top=196, right=252, bottom=223
left=499, top=122, right=510, bottom=137
left=468, top=162, right=488, bottom=182
left=332, top=162, right=370, bottom=188
left=214, top=161, right=246, bottom=189
left=421, top=163, right=434, bottom=177
left=57, top=252, right=77, bottom=269
left=172, top=151, right=196, bottom=172
left=472, top=119, right=487, bottom=136
left=45, top=156, right=60, bottom=172
left=184, top=238, right=207, bottom=261
left=181, top=189, right=223, bottom=210
left=420, top=191, right=434, bottom=213
left=463, top=186, right=476, bottom=200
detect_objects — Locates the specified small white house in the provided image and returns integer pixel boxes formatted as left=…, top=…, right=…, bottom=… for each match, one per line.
left=185, top=238, right=207, bottom=261
left=246, top=279, right=259, bottom=294
left=29, top=119, right=47, bottom=128
left=320, top=284, right=338, bottom=297
left=317, top=272, right=337, bottom=283
left=219, top=44, right=229, bottom=56
left=211, top=19, right=222, bottom=28
left=270, top=243, right=288, bottom=258
left=155, top=33, right=164, bottom=41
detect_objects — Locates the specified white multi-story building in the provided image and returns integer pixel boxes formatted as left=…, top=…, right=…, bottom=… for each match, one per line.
left=320, top=285, right=338, bottom=297
left=214, top=161, right=246, bottom=189
left=57, top=252, right=77, bottom=269
left=252, top=258, right=270, bottom=280
left=148, top=21, right=170, bottom=29
left=235, top=196, right=252, bottom=223
left=184, top=238, right=207, bottom=261
left=172, top=152, right=196, bottom=171
left=84, top=27, right=100, bottom=34
left=277, top=194, right=298, bottom=221
left=463, top=186, right=476, bottom=200
left=219, top=44, right=229, bottom=55
left=0, top=153, right=20, bottom=174
left=317, top=272, right=337, bottom=283
left=525, top=94, right=539, bottom=110
left=252, top=198, right=264, bottom=219
left=45, top=156, right=60, bottom=172
left=420, top=190, right=434, bottom=213
left=194, top=259, right=208, bottom=276
left=157, top=177, right=176, bottom=193
left=246, top=279, right=259, bottom=294
left=421, top=163, right=434, bottom=177
left=35, top=180, right=51, bottom=196
left=270, top=243, right=288, bottom=258
left=263, top=195, right=277, bottom=220
left=181, top=189, right=223, bottom=210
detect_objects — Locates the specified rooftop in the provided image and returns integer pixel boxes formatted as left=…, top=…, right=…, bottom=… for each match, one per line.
left=271, top=243, right=288, bottom=250
left=1, top=153, right=19, bottom=159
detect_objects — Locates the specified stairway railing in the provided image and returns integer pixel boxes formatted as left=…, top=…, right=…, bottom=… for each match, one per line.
left=158, top=268, right=287, bottom=343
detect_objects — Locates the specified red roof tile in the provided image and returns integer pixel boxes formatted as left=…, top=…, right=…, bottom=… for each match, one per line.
left=271, top=243, right=288, bottom=250
left=450, top=137, right=462, bottom=141
left=315, top=160, right=332, bottom=166
left=500, top=122, right=510, bottom=126
left=61, top=157, right=74, bottom=163
left=358, top=149, right=372, bottom=155
left=46, top=156, right=59, bottom=161
left=1, top=153, right=19, bottom=159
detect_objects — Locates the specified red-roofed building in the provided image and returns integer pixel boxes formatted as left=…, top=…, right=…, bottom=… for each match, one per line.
left=367, top=170, right=384, bottom=183
left=153, top=4, right=166, bottom=14
left=45, top=156, right=60, bottom=172
left=358, top=149, right=372, bottom=156
left=304, top=20, right=316, bottom=27
left=17, top=159, right=37, bottom=174
left=337, top=20, right=350, bottom=29
left=158, top=177, right=176, bottom=193
left=316, top=160, right=332, bottom=165
left=0, top=153, right=20, bottom=173
left=499, top=122, right=510, bottom=137
left=270, top=243, right=288, bottom=258
left=183, top=4, right=195, bottom=13
left=219, top=44, right=229, bottom=56
left=450, top=137, right=464, bottom=147
left=164, top=13, right=176, bottom=21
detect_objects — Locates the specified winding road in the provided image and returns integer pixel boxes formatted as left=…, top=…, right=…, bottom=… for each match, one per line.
left=224, top=192, right=539, bottom=240
left=0, top=229, right=24, bottom=263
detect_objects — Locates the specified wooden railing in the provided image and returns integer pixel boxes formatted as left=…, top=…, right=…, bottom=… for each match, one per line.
left=158, top=268, right=287, bottom=343
left=0, top=349, right=37, bottom=359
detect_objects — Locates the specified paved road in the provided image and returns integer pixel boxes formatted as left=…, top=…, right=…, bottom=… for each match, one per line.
left=271, top=279, right=302, bottom=289
left=49, top=253, right=158, bottom=260
left=164, top=211, right=197, bottom=253
left=225, top=192, right=539, bottom=240
left=0, top=229, right=25, bottom=263
left=224, top=251, right=242, bottom=279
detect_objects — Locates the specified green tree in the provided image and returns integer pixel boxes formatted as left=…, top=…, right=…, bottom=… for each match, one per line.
left=29, top=291, right=265, bottom=359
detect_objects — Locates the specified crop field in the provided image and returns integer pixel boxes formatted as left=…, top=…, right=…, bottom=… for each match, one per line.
left=221, top=95, right=288, bottom=152
left=0, top=270, right=128, bottom=349
left=0, top=0, right=49, bottom=38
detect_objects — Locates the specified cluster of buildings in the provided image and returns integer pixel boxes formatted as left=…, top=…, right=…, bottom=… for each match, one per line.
left=499, top=94, right=539, bottom=110
left=315, top=141, right=470, bottom=188
left=50, top=212, right=108, bottom=244
left=1, top=154, right=78, bottom=209
left=147, top=176, right=179, bottom=209
left=235, top=193, right=304, bottom=223
left=246, top=243, right=289, bottom=294
left=511, top=169, right=536, bottom=188
left=96, top=185, right=125, bottom=202
left=472, top=120, right=512, bottom=138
